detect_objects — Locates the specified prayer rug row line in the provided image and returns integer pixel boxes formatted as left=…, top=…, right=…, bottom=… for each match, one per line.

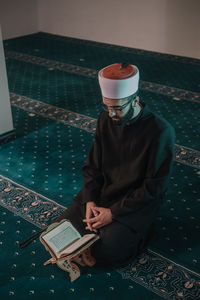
left=5, top=50, right=200, bottom=104
left=0, top=174, right=200, bottom=300
left=34, top=32, right=200, bottom=66
left=10, top=92, right=200, bottom=170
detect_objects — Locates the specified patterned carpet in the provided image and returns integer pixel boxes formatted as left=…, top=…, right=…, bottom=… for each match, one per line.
left=0, top=32, right=200, bottom=299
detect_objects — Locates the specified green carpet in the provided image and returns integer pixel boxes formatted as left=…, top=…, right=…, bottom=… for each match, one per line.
left=1, top=205, right=165, bottom=300
left=4, top=32, right=200, bottom=92
left=0, top=32, right=200, bottom=299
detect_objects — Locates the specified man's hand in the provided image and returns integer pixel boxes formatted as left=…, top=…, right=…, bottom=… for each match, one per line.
left=85, top=201, right=99, bottom=232
left=83, top=206, right=112, bottom=230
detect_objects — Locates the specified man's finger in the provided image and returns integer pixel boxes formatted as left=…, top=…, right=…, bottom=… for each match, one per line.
left=91, top=207, right=99, bottom=217
left=83, top=216, right=99, bottom=223
left=92, top=207, right=101, bottom=212
left=87, top=222, right=93, bottom=231
left=92, top=221, right=102, bottom=229
left=85, top=225, right=98, bottom=233
left=85, top=225, right=92, bottom=231
left=85, top=212, right=93, bottom=230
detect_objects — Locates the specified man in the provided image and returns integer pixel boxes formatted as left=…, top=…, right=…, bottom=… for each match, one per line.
left=55, top=63, right=175, bottom=267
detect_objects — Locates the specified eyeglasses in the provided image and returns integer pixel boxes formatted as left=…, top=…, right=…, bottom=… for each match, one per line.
left=102, top=97, right=134, bottom=112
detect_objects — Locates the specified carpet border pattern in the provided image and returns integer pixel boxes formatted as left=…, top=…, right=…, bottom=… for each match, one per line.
left=5, top=50, right=200, bottom=104
left=32, top=32, right=200, bottom=66
left=0, top=174, right=200, bottom=300
left=117, top=250, right=200, bottom=300
left=10, top=92, right=200, bottom=170
left=0, top=175, right=65, bottom=229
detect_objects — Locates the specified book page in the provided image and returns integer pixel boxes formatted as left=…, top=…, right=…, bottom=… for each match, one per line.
left=42, top=221, right=81, bottom=254
left=60, top=233, right=96, bottom=256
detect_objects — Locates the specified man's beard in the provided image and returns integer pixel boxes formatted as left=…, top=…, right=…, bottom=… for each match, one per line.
left=112, top=105, right=134, bottom=126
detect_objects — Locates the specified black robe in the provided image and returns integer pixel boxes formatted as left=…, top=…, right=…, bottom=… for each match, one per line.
left=75, top=102, right=175, bottom=233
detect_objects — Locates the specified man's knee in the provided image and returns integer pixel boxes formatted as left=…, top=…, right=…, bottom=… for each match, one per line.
left=91, top=221, right=140, bottom=266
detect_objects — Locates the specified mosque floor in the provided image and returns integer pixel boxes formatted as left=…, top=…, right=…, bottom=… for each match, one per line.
left=0, top=32, right=200, bottom=299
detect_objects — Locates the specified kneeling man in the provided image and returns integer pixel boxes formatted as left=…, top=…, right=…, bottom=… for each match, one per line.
left=55, top=63, right=175, bottom=267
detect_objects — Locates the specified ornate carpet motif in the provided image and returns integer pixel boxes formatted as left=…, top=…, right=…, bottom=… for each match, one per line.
left=10, top=92, right=200, bottom=170
left=139, top=81, right=200, bottom=104
left=0, top=175, right=65, bottom=229
left=117, top=250, right=200, bottom=300
left=10, top=92, right=97, bottom=134
left=1, top=174, right=200, bottom=299
left=6, top=51, right=200, bottom=103
left=5, top=50, right=97, bottom=78
left=37, top=32, right=200, bottom=66
left=175, top=145, right=200, bottom=170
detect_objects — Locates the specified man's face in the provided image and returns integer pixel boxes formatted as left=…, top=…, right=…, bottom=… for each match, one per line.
left=102, top=96, right=134, bottom=125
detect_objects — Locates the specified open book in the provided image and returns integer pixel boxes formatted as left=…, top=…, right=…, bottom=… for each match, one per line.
left=41, top=220, right=96, bottom=258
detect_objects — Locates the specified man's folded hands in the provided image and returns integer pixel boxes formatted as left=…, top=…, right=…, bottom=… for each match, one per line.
left=83, top=206, right=112, bottom=231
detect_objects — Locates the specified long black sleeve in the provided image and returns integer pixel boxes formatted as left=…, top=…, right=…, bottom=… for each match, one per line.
left=110, top=125, right=175, bottom=231
left=79, top=118, right=104, bottom=204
